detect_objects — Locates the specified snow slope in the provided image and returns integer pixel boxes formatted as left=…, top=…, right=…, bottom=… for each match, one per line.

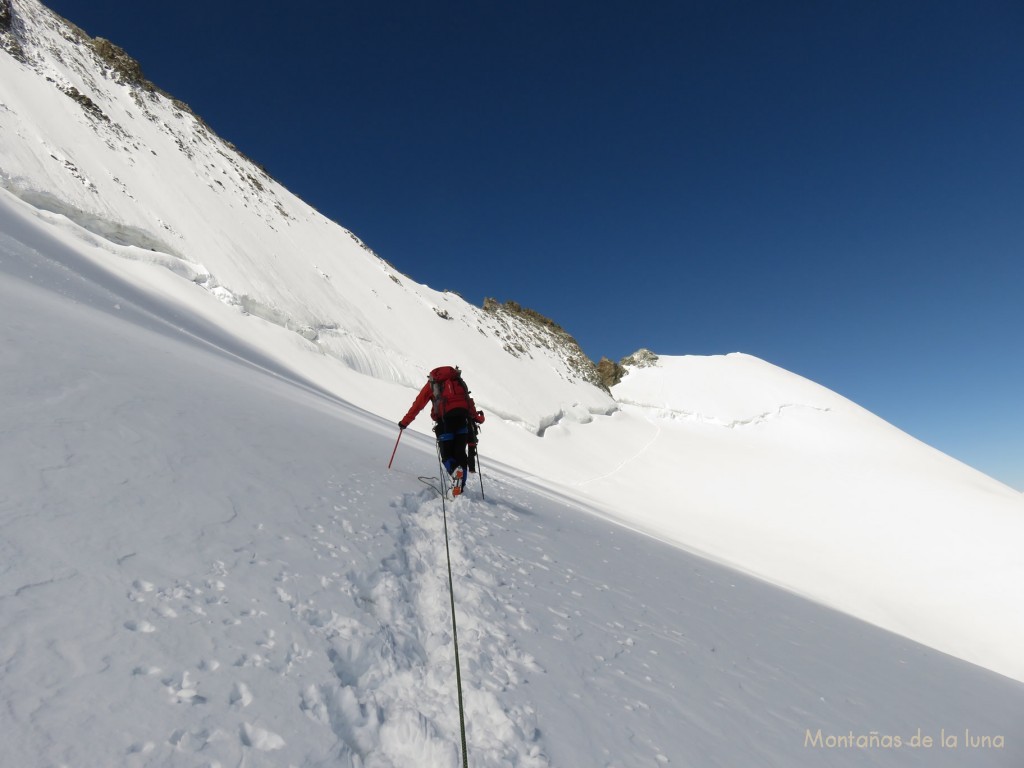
left=3, top=192, right=1023, bottom=767
left=596, top=355, right=1024, bottom=681
left=2, top=1, right=1024, bottom=761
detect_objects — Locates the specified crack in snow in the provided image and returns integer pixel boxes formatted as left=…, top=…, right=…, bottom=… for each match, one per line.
left=616, top=399, right=833, bottom=428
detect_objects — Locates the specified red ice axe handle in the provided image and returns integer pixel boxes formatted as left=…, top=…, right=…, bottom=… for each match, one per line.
left=388, top=427, right=404, bottom=469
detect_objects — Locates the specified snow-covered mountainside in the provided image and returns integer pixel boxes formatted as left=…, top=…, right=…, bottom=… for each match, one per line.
left=4, top=193, right=1023, bottom=768
left=0, top=0, right=612, bottom=436
left=2, top=1, right=1023, bottom=763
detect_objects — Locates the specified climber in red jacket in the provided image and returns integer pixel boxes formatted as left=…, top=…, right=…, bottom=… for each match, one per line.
left=399, top=365, right=485, bottom=496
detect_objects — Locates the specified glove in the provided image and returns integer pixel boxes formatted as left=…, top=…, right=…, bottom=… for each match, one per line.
left=474, top=410, right=485, bottom=424
left=398, top=421, right=407, bottom=430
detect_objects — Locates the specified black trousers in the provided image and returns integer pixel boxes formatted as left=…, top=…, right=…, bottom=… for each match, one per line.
left=435, top=408, right=470, bottom=477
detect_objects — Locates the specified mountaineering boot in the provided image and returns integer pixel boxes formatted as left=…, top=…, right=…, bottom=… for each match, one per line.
left=451, top=467, right=464, bottom=496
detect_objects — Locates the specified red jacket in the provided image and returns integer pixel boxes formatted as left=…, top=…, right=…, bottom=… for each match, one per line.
left=401, top=368, right=485, bottom=427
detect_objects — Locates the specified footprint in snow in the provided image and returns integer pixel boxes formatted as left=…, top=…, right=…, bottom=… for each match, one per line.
left=240, top=722, right=285, bottom=751
left=230, top=681, right=253, bottom=708
left=124, top=619, right=156, bottom=633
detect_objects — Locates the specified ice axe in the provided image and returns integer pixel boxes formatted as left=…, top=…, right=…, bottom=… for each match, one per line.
left=387, top=425, right=405, bottom=469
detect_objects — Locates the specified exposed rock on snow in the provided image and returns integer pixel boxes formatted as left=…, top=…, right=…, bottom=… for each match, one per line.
left=620, top=347, right=660, bottom=369
left=482, top=297, right=606, bottom=391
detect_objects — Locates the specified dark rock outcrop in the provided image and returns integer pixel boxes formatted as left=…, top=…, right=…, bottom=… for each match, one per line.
left=91, top=36, right=151, bottom=90
left=0, top=0, right=13, bottom=32
left=596, top=357, right=627, bottom=389
left=0, top=0, right=25, bottom=60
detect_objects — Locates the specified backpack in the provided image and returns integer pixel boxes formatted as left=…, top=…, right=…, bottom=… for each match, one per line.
left=429, top=365, right=472, bottom=417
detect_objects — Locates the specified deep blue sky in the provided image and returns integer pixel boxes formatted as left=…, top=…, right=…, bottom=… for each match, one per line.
left=45, top=0, right=1023, bottom=490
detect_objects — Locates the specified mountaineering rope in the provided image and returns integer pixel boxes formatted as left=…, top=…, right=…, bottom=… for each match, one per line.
left=417, top=476, right=445, bottom=498
left=436, top=443, right=470, bottom=768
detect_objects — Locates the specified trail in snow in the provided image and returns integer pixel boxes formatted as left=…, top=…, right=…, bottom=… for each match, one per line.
left=573, top=416, right=662, bottom=489
left=280, top=484, right=548, bottom=768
